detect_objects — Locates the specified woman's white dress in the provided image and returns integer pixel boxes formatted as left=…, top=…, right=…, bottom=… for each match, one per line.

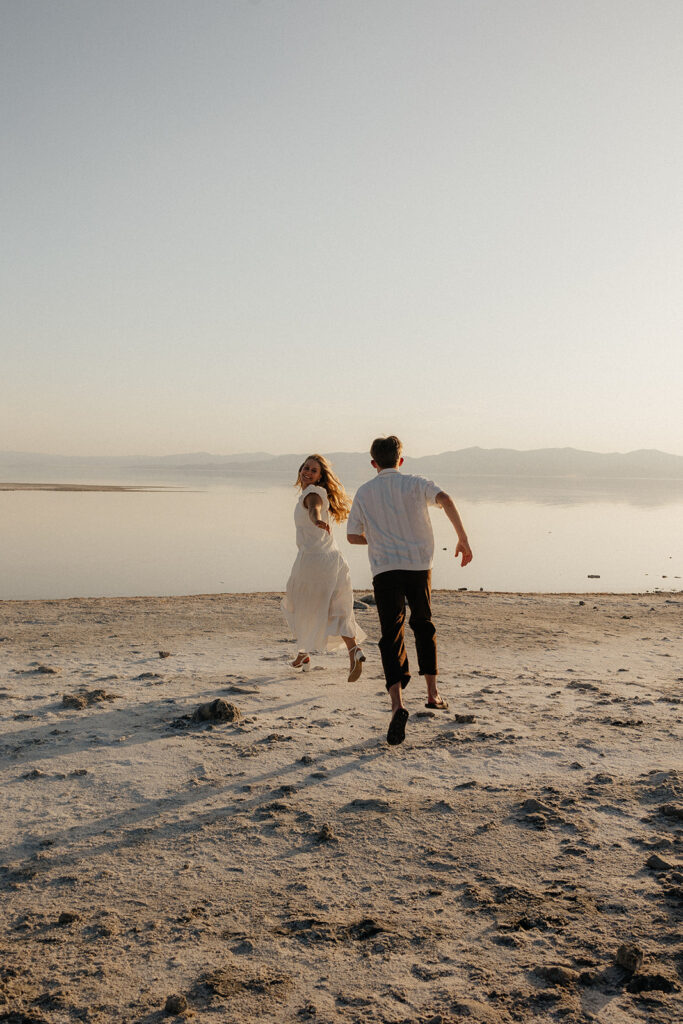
left=283, top=485, right=366, bottom=653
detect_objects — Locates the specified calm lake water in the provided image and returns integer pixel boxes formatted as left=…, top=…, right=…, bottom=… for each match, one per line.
left=2, top=478, right=682, bottom=600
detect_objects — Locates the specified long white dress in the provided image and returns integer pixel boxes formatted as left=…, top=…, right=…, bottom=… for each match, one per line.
left=282, top=485, right=366, bottom=653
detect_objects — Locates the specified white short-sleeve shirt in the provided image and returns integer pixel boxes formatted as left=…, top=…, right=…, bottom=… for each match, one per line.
left=347, top=469, right=442, bottom=577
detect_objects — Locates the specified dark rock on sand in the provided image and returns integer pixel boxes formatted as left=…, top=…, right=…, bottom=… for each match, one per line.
left=171, top=699, right=241, bottom=729
left=646, top=853, right=673, bottom=872
left=62, top=690, right=119, bottom=709
left=57, top=911, right=80, bottom=925
left=158, top=651, right=171, bottom=658
left=164, top=993, right=188, bottom=1014
left=315, top=823, right=338, bottom=844
left=659, top=803, right=683, bottom=821
left=616, top=943, right=644, bottom=972
left=192, top=699, right=240, bottom=723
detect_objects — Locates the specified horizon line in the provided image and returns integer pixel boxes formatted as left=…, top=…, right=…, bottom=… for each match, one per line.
left=2, top=444, right=683, bottom=461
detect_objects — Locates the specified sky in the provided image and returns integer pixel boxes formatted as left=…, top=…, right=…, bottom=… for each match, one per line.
left=2, top=0, right=682, bottom=458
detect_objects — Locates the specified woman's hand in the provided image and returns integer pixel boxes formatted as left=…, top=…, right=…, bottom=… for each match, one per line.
left=314, top=519, right=331, bottom=534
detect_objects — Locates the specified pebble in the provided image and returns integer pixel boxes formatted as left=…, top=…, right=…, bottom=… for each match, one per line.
left=616, top=943, right=644, bottom=972
left=164, top=993, right=188, bottom=1014
left=646, top=853, right=673, bottom=871
left=58, top=911, right=80, bottom=925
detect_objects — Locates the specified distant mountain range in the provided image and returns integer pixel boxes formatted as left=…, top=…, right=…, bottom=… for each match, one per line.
left=2, top=447, right=683, bottom=482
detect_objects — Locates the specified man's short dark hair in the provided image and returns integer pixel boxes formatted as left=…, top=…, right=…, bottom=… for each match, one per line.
left=370, top=435, right=403, bottom=469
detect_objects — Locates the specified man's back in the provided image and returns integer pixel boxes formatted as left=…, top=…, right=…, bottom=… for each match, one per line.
left=348, top=468, right=442, bottom=577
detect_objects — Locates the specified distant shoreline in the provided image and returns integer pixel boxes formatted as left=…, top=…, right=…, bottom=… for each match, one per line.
left=0, top=482, right=183, bottom=492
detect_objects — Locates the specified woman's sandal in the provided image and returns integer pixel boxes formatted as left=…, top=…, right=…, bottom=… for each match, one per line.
left=347, top=644, right=366, bottom=682
left=292, top=652, right=311, bottom=671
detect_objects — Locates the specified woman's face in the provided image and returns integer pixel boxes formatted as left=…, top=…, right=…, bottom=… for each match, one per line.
left=300, top=459, right=322, bottom=487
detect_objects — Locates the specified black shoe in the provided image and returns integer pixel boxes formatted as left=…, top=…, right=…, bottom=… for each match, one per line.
left=387, top=707, right=409, bottom=746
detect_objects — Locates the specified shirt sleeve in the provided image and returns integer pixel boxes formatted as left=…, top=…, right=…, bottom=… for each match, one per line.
left=420, top=477, right=442, bottom=506
left=301, top=484, right=328, bottom=507
left=347, top=495, right=365, bottom=534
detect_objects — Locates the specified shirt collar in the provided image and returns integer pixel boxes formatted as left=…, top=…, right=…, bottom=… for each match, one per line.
left=378, top=468, right=400, bottom=475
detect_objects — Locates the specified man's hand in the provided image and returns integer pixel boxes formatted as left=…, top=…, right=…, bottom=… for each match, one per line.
left=455, top=539, right=473, bottom=567
left=347, top=533, right=368, bottom=545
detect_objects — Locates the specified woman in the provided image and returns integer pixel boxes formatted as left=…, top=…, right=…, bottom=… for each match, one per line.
left=283, top=454, right=366, bottom=680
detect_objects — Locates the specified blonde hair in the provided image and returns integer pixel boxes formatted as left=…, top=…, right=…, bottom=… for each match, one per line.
left=295, top=454, right=352, bottom=524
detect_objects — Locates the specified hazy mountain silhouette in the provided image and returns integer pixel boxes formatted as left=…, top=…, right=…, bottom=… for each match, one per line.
left=2, top=446, right=682, bottom=482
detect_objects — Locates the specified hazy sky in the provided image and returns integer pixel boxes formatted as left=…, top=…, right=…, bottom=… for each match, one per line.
left=3, top=0, right=682, bottom=457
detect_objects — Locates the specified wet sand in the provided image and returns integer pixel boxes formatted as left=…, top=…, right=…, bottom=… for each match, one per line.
left=1, top=591, right=681, bottom=1023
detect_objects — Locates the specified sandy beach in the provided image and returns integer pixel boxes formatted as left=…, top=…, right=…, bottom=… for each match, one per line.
left=1, top=590, right=681, bottom=1023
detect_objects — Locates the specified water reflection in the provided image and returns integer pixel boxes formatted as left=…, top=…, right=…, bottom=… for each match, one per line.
left=1, top=480, right=681, bottom=599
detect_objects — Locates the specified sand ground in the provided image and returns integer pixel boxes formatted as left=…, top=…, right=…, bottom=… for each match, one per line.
left=1, top=591, right=681, bottom=1024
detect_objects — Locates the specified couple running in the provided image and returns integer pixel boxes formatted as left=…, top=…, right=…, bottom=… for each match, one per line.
left=283, top=435, right=473, bottom=746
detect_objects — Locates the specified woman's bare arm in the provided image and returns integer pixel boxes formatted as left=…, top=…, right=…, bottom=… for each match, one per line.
left=303, top=492, right=330, bottom=533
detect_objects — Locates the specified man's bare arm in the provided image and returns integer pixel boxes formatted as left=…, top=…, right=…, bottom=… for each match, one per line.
left=347, top=533, right=368, bottom=545
left=436, top=492, right=472, bottom=566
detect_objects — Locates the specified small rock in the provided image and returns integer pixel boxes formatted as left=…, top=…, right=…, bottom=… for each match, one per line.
left=299, top=754, right=314, bottom=765
left=587, top=574, right=601, bottom=579
left=62, top=694, right=86, bottom=709
left=616, top=943, right=644, bottom=972
left=62, top=689, right=119, bottom=709
left=453, top=713, right=475, bottom=723
left=646, top=853, right=672, bottom=872
left=164, top=993, right=188, bottom=1014
left=36, top=665, right=59, bottom=674
left=660, top=803, right=683, bottom=821
left=231, top=939, right=255, bottom=954
left=57, top=911, right=80, bottom=925
left=191, top=699, right=241, bottom=723
left=158, top=651, right=171, bottom=658
left=23, top=769, right=46, bottom=780
left=316, top=823, right=338, bottom=844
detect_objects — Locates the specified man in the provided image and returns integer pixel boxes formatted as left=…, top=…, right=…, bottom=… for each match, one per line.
left=347, top=435, right=472, bottom=746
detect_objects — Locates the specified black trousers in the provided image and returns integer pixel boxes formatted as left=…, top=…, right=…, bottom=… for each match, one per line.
left=373, top=569, right=437, bottom=692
